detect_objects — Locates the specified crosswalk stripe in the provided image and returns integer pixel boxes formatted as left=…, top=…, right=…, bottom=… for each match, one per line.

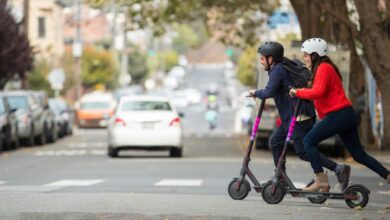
left=154, top=179, right=203, bottom=187
left=377, top=191, right=390, bottom=195
left=45, top=179, right=104, bottom=187
left=35, top=150, right=87, bottom=156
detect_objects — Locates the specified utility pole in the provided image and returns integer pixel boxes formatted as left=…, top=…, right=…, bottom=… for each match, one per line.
left=119, top=9, right=130, bottom=87
left=73, top=0, right=83, bottom=100
left=21, top=0, right=30, bottom=89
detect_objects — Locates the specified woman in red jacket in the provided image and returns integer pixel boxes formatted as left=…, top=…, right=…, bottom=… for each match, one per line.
left=290, top=38, right=390, bottom=192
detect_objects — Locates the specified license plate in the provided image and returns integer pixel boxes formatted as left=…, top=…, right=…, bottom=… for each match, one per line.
left=142, top=122, right=154, bottom=129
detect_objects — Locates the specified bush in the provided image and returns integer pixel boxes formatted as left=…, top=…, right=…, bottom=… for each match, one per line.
left=237, top=47, right=257, bottom=87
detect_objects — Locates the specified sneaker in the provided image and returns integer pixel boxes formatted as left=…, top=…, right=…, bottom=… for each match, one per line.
left=335, top=164, right=351, bottom=191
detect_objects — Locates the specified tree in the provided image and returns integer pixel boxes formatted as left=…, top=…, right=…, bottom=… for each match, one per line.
left=0, top=0, right=33, bottom=89
left=128, top=46, right=148, bottom=84
left=237, top=47, right=257, bottom=87
left=171, top=24, right=200, bottom=54
left=81, top=46, right=117, bottom=89
left=27, top=60, right=53, bottom=97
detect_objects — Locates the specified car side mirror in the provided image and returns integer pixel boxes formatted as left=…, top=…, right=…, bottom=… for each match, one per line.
left=178, top=112, right=185, bottom=118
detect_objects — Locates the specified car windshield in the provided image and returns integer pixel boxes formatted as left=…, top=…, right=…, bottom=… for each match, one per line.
left=121, top=101, right=171, bottom=111
left=49, top=100, right=66, bottom=113
left=80, top=102, right=109, bottom=110
left=0, top=99, right=4, bottom=113
left=7, top=96, right=28, bottom=110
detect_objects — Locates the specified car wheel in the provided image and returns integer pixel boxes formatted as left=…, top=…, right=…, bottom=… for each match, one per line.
left=169, top=147, right=182, bottom=157
left=48, top=123, right=58, bottom=143
left=36, top=124, right=47, bottom=145
left=108, top=146, right=118, bottom=158
left=4, top=127, right=12, bottom=150
left=13, top=127, right=20, bottom=149
left=0, top=133, right=3, bottom=153
left=26, top=125, right=35, bottom=147
left=68, top=125, right=73, bottom=135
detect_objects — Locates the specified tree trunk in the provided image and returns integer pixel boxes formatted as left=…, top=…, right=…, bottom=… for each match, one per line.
left=354, top=0, right=390, bottom=150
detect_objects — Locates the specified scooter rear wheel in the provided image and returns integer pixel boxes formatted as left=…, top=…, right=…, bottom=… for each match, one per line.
left=261, top=181, right=285, bottom=204
left=305, top=179, right=327, bottom=204
left=344, top=185, right=369, bottom=209
left=228, top=178, right=251, bottom=200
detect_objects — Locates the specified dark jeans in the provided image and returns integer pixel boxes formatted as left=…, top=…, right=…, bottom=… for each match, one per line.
left=270, top=118, right=337, bottom=171
left=304, top=107, right=390, bottom=179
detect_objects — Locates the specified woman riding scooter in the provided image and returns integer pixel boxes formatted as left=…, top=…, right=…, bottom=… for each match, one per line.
left=290, top=38, right=390, bottom=192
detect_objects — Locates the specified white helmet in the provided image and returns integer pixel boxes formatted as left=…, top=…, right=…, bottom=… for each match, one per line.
left=301, top=38, right=328, bottom=57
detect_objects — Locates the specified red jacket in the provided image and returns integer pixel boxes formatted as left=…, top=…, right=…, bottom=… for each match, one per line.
left=296, top=62, right=351, bottom=119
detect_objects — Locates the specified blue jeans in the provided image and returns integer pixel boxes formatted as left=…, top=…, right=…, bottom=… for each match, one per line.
left=304, top=106, right=390, bottom=179
left=270, top=118, right=337, bottom=171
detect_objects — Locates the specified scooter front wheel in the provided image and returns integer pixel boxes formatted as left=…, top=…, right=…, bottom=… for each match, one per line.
left=228, top=178, right=251, bottom=200
left=344, top=185, right=369, bottom=209
left=261, top=181, right=285, bottom=204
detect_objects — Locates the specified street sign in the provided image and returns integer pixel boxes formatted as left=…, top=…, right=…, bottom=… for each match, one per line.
left=48, top=68, right=65, bottom=90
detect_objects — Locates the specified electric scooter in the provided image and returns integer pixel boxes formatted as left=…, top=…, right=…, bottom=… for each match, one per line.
left=228, top=97, right=267, bottom=199
left=228, top=97, right=370, bottom=209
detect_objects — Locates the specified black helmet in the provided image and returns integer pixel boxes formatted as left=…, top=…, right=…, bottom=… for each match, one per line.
left=257, top=41, right=284, bottom=63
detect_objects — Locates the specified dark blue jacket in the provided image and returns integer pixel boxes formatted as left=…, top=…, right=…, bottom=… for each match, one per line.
left=254, top=63, right=316, bottom=129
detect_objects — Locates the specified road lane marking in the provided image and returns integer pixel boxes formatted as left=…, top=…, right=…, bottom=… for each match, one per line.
left=377, top=191, right=390, bottom=195
left=45, top=179, right=104, bottom=187
left=34, top=150, right=87, bottom=156
left=0, top=181, right=6, bottom=185
left=91, top=150, right=106, bottom=155
left=68, top=142, right=106, bottom=148
left=0, top=185, right=65, bottom=192
left=154, top=179, right=203, bottom=187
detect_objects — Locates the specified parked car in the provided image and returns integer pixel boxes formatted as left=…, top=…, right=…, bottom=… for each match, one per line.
left=0, top=93, right=19, bottom=152
left=31, top=91, right=58, bottom=143
left=107, top=95, right=183, bottom=158
left=75, top=91, right=116, bottom=128
left=49, top=98, right=74, bottom=137
left=4, top=91, right=46, bottom=146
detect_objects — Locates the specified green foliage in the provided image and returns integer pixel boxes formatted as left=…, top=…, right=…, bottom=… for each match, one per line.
left=128, top=46, right=148, bottom=84
left=172, top=24, right=199, bottom=54
left=81, top=47, right=117, bottom=89
left=237, top=47, right=257, bottom=87
left=147, top=50, right=178, bottom=74
left=87, top=0, right=277, bottom=48
left=27, top=60, right=53, bottom=97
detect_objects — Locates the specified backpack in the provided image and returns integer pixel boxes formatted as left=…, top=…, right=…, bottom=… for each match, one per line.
left=281, top=57, right=312, bottom=88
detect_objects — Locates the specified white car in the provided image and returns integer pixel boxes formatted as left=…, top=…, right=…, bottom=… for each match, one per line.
left=171, top=91, right=190, bottom=109
left=107, top=95, right=183, bottom=158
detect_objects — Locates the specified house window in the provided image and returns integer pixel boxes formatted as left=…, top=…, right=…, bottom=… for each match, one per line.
left=38, top=16, right=46, bottom=38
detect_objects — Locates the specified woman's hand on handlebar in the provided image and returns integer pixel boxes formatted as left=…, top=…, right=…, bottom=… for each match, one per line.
left=289, top=88, right=297, bottom=97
